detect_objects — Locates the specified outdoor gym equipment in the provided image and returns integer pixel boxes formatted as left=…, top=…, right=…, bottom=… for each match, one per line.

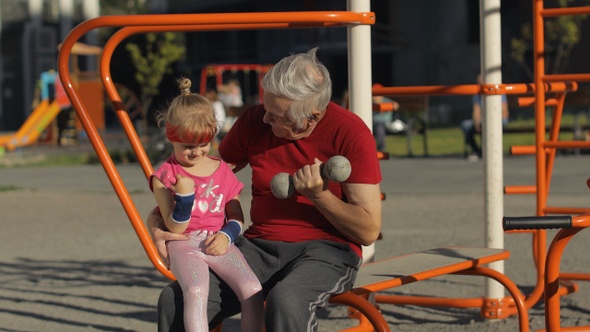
left=199, top=63, right=270, bottom=106
left=504, top=209, right=590, bottom=332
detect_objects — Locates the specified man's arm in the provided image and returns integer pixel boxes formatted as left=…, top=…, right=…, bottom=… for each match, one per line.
left=293, top=159, right=382, bottom=246
left=146, top=208, right=189, bottom=269
left=472, top=102, right=482, bottom=132
left=502, top=97, right=509, bottom=121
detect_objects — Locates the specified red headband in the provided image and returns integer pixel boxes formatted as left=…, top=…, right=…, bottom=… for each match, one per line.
left=166, top=123, right=214, bottom=144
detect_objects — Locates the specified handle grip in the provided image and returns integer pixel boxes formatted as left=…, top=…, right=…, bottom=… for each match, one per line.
left=502, top=215, right=572, bottom=231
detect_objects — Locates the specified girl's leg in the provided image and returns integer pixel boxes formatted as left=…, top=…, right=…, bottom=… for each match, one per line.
left=168, top=236, right=210, bottom=332
left=208, top=245, right=264, bottom=332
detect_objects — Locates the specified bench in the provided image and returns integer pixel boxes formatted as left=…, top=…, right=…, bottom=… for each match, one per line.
left=328, top=246, right=529, bottom=332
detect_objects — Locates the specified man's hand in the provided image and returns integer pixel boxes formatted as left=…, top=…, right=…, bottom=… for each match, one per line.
left=474, top=122, right=482, bottom=133
left=293, top=158, right=329, bottom=200
left=203, top=233, right=230, bottom=256
left=147, top=208, right=189, bottom=269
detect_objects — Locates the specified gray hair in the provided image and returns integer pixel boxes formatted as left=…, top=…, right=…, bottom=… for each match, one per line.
left=261, top=48, right=332, bottom=128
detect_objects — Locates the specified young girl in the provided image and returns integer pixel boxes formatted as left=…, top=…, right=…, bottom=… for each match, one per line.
left=149, top=77, right=263, bottom=332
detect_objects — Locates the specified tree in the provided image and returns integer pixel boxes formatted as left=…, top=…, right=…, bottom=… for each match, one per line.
left=125, top=32, right=186, bottom=129
left=99, top=0, right=186, bottom=133
left=510, top=0, right=589, bottom=80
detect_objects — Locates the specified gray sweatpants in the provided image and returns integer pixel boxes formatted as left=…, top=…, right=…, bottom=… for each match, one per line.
left=157, top=236, right=362, bottom=332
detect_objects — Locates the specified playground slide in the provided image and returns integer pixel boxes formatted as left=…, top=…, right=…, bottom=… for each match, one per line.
left=0, top=100, right=49, bottom=145
left=0, top=100, right=61, bottom=151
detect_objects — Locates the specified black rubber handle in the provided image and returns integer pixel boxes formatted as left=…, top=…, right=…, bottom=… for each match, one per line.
left=502, top=216, right=572, bottom=231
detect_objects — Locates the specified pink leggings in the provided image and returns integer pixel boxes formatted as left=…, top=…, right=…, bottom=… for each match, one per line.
left=168, top=231, right=264, bottom=332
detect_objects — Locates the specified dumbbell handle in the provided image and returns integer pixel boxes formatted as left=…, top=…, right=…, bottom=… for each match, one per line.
left=270, top=156, right=351, bottom=199
left=502, top=216, right=572, bottom=231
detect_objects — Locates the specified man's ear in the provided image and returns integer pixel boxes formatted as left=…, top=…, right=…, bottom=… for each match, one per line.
left=309, top=113, right=320, bottom=123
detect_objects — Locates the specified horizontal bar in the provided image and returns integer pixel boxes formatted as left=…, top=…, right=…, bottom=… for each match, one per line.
left=504, top=185, right=537, bottom=195
left=372, top=81, right=577, bottom=97
left=518, top=97, right=558, bottom=107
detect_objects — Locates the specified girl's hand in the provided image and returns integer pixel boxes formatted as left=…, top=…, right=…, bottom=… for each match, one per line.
left=171, top=174, right=195, bottom=195
left=203, top=233, right=230, bottom=256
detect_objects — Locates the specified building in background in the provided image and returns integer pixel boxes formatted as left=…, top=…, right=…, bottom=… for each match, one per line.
left=0, top=0, right=99, bottom=131
left=1, top=0, right=589, bottom=132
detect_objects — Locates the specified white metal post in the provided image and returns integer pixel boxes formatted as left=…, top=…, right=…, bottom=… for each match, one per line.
left=58, top=0, right=74, bottom=44
left=347, top=0, right=374, bottom=262
left=480, top=0, right=505, bottom=300
left=82, top=0, right=101, bottom=72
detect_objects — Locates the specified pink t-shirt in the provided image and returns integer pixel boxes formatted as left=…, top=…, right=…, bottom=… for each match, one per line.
left=219, top=102, right=382, bottom=257
left=150, top=156, right=244, bottom=234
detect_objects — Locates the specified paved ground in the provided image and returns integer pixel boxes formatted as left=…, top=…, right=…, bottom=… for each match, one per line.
left=1, top=138, right=590, bottom=331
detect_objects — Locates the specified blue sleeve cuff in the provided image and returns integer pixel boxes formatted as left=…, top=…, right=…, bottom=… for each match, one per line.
left=218, top=220, right=243, bottom=244
left=172, top=192, right=195, bottom=223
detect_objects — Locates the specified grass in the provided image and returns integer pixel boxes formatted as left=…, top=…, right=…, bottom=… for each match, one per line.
left=385, top=113, right=587, bottom=157
left=0, top=185, right=20, bottom=192
left=1, top=113, right=587, bottom=167
left=0, top=148, right=138, bottom=168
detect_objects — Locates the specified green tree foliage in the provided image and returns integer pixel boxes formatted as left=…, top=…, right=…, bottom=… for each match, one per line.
left=511, top=0, right=589, bottom=79
left=125, top=32, right=186, bottom=115
left=99, top=0, right=148, bottom=41
left=99, top=0, right=186, bottom=130
left=100, top=0, right=147, bottom=15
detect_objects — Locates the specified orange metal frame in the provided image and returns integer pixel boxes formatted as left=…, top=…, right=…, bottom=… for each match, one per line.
left=58, top=11, right=375, bottom=281
left=332, top=247, right=529, bottom=332
left=198, top=63, right=271, bottom=101
left=504, top=211, right=590, bottom=332
left=371, top=80, right=577, bottom=319
left=526, top=3, right=590, bottom=331
left=369, top=2, right=590, bottom=329
left=540, top=215, right=590, bottom=332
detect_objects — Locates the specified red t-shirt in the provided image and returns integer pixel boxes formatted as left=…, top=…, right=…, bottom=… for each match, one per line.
left=219, top=102, right=382, bottom=257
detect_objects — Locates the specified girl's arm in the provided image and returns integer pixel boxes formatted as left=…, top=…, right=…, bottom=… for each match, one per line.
left=224, top=196, right=245, bottom=223
left=204, top=196, right=245, bottom=256
left=151, top=175, right=192, bottom=234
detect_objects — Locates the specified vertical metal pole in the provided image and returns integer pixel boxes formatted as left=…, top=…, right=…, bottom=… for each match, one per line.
left=533, top=0, right=548, bottom=289
left=347, top=0, right=374, bottom=262
left=83, top=0, right=100, bottom=72
left=480, top=0, right=505, bottom=299
left=0, top=5, right=3, bottom=126
left=23, top=0, right=43, bottom=117
left=59, top=0, right=74, bottom=46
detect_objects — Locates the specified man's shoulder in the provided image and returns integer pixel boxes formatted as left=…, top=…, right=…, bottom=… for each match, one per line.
left=327, top=101, right=356, bottom=118
left=326, top=102, right=369, bottom=127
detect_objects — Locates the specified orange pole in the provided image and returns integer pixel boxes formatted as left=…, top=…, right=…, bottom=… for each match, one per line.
left=544, top=216, right=590, bottom=331
left=541, top=6, right=590, bottom=16
left=371, top=81, right=576, bottom=97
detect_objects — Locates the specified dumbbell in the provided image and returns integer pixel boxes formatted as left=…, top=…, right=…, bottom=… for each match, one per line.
left=270, top=155, right=352, bottom=199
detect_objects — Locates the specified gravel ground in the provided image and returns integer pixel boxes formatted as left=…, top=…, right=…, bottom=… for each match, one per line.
left=1, top=144, right=590, bottom=331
